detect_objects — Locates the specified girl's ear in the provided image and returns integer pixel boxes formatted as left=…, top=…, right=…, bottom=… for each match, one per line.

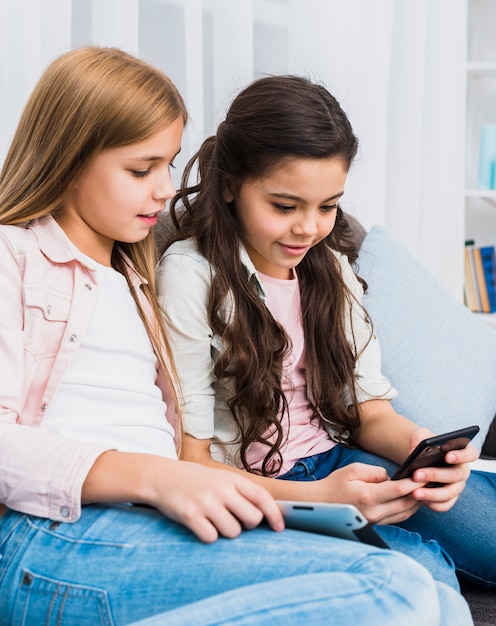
left=222, top=179, right=235, bottom=203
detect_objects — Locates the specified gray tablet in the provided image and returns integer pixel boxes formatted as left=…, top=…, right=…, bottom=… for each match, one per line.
left=277, top=501, right=389, bottom=549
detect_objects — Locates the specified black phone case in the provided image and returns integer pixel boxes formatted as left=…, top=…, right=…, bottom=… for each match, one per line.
left=391, top=425, right=480, bottom=480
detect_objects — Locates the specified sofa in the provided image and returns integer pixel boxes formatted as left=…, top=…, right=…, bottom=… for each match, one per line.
left=155, top=211, right=496, bottom=625
left=348, top=213, right=496, bottom=626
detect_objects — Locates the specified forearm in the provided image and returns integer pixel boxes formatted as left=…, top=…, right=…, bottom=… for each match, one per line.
left=182, top=438, right=324, bottom=502
left=357, top=399, right=422, bottom=464
left=82, top=450, right=174, bottom=507
left=83, top=449, right=285, bottom=542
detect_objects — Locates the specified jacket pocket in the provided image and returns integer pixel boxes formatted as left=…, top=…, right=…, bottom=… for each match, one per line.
left=23, top=286, right=71, bottom=359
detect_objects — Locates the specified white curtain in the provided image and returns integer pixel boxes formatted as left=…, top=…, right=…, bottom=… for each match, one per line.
left=0, top=0, right=467, bottom=299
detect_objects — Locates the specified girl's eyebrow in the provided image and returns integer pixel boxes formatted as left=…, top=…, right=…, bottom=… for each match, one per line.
left=271, top=191, right=344, bottom=202
left=125, top=148, right=182, bottom=163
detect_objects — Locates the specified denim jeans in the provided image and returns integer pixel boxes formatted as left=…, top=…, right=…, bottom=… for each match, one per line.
left=279, top=445, right=496, bottom=588
left=0, top=504, right=472, bottom=626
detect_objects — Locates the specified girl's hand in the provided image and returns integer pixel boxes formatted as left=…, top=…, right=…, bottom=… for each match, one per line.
left=413, top=444, right=479, bottom=511
left=83, top=452, right=284, bottom=544
left=317, top=462, right=424, bottom=525
left=407, top=428, right=478, bottom=512
left=150, top=460, right=285, bottom=543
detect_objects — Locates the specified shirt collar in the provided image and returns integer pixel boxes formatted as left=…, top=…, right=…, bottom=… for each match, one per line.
left=238, top=242, right=267, bottom=301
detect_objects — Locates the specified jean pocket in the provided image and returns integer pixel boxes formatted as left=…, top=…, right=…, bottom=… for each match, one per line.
left=11, top=569, right=114, bottom=626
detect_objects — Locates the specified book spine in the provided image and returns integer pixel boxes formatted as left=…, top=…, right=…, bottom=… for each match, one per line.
left=464, top=246, right=480, bottom=311
left=472, top=247, right=491, bottom=313
left=480, top=246, right=496, bottom=313
left=468, top=247, right=483, bottom=311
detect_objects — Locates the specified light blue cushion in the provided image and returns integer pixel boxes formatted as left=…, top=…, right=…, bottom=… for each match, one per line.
left=358, top=225, right=496, bottom=451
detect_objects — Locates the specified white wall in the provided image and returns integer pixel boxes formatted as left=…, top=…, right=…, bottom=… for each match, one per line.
left=0, top=0, right=468, bottom=299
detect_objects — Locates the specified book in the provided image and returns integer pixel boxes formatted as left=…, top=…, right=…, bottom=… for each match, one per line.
left=464, top=246, right=480, bottom=311
left=464, top=243, right=496, bottom=313
left=479, top=246, right=496, bottom=312
left=471, top=247, right=491, bottom=313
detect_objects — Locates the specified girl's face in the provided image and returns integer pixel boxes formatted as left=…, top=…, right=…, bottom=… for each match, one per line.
left=226, top=157, right=347, bottom=279
left=58, top=117, right=184, bottom=265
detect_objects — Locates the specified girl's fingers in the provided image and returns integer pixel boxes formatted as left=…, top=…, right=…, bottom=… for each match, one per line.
left=234, top=479, right=285, bottom=531
left=167, top=470, right=284, bottom=541
left=412, top=464, right=470, bottom=489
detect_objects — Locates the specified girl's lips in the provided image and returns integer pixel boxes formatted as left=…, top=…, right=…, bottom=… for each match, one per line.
left=138, top=214, right=158, bottom=226
left=278, top=243, right=310, bottom=256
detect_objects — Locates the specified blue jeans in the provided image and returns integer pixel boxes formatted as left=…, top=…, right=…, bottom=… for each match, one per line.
left=279, top=445, right=496, bottom=588
left=0, top=504, right=471, bottom=626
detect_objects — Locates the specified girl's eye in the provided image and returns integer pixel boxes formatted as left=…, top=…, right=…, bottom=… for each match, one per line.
left=131, top=169, right=151, bottom=178
left=274, top=203, right=295, bottom=212
left=321, top=203, right=339, bottom=213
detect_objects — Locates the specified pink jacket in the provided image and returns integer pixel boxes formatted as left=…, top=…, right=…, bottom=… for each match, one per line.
left=0, top=216, right=177, bottom=522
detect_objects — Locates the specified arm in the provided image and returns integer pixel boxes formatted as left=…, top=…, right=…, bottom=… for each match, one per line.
left=357, top=399, right=418, bottom=464
left=0, top=230, right=112, bottom=521
left=342, top=254, right=476, bottom=512
left=358, top=398, right=477, bottom=512
left=156, top=245, right=219, bottom=440
left=82, top=450, right=284, bottom=543
left=182, top=433, right=424, bottom=525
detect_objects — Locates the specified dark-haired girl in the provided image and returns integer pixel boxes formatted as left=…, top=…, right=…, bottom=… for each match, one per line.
left=158, top=74, right=496, bottom=610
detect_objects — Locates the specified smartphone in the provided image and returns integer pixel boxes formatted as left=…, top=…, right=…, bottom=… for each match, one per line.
left=390, top=425, right=480, bottom=481
left=277, top=501, right=390, bottom=549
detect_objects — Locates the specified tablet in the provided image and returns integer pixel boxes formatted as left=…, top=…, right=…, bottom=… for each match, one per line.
left=277, top=501, right=389, bottom=549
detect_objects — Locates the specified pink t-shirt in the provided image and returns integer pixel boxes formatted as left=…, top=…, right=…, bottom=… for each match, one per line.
left=244, top=271, right=336, bottom=475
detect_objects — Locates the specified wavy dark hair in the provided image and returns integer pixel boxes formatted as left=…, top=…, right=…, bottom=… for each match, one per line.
left=168, top=75, right=366, bottom=474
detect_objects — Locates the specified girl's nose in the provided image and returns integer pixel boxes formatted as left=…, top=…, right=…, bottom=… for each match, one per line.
left=293, top=212, right=318, bottom=237
left=153, top=169, right=176, bottom=202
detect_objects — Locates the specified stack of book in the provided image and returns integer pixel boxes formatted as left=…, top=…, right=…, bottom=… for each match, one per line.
left=464, top=242, right=496, bottom=313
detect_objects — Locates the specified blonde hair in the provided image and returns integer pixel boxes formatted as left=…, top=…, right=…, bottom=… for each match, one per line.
left=0, top=46, right=188, bottom=445
left=0, top=45, right=187, bottom=223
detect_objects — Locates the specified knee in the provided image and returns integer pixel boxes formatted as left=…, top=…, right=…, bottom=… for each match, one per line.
left=369, top=550, right=441, bottom=625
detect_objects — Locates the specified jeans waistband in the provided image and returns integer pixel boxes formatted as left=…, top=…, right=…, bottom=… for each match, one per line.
left=0, top=509, right=25, bottom=553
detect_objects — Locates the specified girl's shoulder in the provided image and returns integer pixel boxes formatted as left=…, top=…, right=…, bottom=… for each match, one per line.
left=163, top=237, right=200, bottom=256
left=328, top=246, right=352, bottom=275
left=0, top=222, right=36, bottom=254
left=328, top=246, right=363, bottom=297
left=161, top=237, right=211, bottom=269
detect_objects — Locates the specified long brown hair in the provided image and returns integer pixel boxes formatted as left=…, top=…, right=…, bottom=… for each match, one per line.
left=0, top=46, right=188, bottom=432
left=169, top=75, right=364, bottom=474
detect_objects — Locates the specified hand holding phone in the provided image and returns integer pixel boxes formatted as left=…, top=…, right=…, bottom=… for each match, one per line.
left=390, top=425, right=479, bottom=481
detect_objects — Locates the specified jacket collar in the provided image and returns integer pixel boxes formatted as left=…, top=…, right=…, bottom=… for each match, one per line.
left=29, top=215, right=147, bottom=287
left=30, top=215, right=98, bottom=268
